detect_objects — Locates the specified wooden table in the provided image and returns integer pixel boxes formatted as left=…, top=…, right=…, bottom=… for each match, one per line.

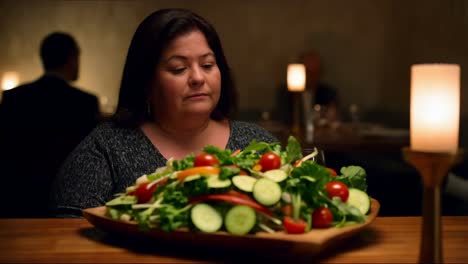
left=0, top=216, right=467, bottom=263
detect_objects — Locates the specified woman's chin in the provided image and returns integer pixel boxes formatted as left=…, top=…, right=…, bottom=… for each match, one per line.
left=182, top=105, right=215, bottom=117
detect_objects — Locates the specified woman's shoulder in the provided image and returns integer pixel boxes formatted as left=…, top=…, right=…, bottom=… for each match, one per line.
left=230, top=120, right=276, bottom=138
left=79, top=121, right=144, bottom=149
left=227, top=120, right=278, bottom=150
left=88, top=121, right=139, bottom=138
left=230, top=119, right=262, bottom=130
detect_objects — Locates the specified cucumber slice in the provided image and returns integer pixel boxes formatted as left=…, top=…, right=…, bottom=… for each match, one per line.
left=252, top=178, right=282, bottom=206
left=263, top=169, right=288, bottom=182
left=107, top=208, right=120, bottom=220
left=191, top=203, right=223, bottom=233
left=206, top=175, right=231, bottom=188
left=184, top=174, right=201, bottom=182
left=232, top=175, right=257, bottom=192
left=106, top=195, right=137, bottom=207
left=224, top=205, right=256, bottom=235
left=346, top=188, right=371, bottom=215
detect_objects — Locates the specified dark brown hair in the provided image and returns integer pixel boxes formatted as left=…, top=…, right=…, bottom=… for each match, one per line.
left=113, top=8, right=236, bottom=127
left=40, top=32, right=79, bottom=70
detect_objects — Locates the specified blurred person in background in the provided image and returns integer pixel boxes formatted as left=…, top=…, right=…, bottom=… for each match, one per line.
left=51, top=9, right=277, bottom=217
left=0, top=32, right=99, bottom=217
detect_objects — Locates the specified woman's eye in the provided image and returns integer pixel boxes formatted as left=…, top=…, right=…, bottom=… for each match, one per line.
left=170, top=68, right=186, bottom=74
left=202, top=64, right=214, bottom=70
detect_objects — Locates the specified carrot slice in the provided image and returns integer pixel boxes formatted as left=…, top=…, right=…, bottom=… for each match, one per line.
left=177, top=166, right=220, bottom=181
left=252, top=164, right=262, bottom=171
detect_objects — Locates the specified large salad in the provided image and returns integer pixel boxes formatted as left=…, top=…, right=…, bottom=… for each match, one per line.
left=105, top=136, right=371, bottom=235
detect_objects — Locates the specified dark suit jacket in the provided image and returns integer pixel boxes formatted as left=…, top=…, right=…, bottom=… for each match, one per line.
left=0, top=75, right=99, bottom=217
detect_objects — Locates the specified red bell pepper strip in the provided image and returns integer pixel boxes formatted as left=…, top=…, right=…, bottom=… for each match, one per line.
left=189, top=193, right=273, bottom=216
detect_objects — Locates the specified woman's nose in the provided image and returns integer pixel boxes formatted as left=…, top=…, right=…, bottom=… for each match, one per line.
left=189, top=66, right=205, bottom=87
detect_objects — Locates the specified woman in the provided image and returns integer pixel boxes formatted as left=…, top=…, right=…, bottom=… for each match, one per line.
left=51, top=9, right=277, bottom=217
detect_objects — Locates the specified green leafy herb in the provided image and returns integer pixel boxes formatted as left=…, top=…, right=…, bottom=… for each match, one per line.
left=183, top=178, right=209, bottom=196
left=336, top=166, right=367, bottom=192
left=234, top=152, right=259, bottom=169
left=172, top=154, right=195, bottom=171
left=284, top=136, right=303, bottom=164
left=163, top=188, right=188, bottom=208
left=203, top=145, right=235, bottom=165
left=219, top=166, right=240, bottom=180
left=158, top=204, right=191, bottom=232
left=329, top=197, right=365, bottom=224
left=242, top=140, right=272, bottom=153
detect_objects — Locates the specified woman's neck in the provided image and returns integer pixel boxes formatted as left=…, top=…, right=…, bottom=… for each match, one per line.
left=154, top=116, right=211, bottom=142
left=140, top=105, right=231, bottom=160
left=141, top=116, right=229, bottom=160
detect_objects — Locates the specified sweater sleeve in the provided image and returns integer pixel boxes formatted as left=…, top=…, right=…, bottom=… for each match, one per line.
left=51, top=129, right=114, bottom=217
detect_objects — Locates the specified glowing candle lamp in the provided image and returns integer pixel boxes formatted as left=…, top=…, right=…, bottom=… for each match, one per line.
left=410, top=64, right=460, bottom=154
left=287, top=64, right=306, bottom=92
left=2, top=71, right=20, bottom=91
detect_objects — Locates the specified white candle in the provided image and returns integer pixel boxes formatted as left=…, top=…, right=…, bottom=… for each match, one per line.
left=410, top=64, right=460, bottom=154
left=287, top=64, right=306, bottom=92
left=2, top=71, right=20, bottom=91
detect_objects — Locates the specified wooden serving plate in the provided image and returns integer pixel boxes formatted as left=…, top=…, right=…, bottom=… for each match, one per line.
left=83, top=199, right=380, bottom=255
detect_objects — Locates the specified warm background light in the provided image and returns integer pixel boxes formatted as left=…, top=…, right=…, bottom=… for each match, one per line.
left=2, top=71, right=20, bottom=91
left=410, top=64, right=460, bottom=154
left=287, top=64, right=306, bottom=92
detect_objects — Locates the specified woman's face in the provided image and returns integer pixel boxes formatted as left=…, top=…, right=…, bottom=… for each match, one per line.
left=152, top=30, right=221, bottom=120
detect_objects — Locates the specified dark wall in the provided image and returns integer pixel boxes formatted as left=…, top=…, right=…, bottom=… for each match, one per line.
left=0, top=0, right=466, bottom=216
left=1, top=0, right=466, bottom=125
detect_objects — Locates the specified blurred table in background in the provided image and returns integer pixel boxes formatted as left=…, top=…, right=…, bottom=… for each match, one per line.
left=257, top=121, right=409, bottom=154
left=308, top=123, right=409, bottom=153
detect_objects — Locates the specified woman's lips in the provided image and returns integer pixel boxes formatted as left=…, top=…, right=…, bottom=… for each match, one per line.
left=186, top=93, right=209, bottom=100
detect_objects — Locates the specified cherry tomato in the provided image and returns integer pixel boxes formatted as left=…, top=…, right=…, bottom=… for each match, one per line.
left=326, top=167, right=337, bottom=176
left=325, top=181, right=349, bottom=202
left=133, top=182, right=159, bottom=203
left=194, top=153, right=219, bottom=167
left=258, top=152, right=281, bottom=172
left=312, top=207, right=333, bottom=228
left=283, top=217, right=307, bottom=234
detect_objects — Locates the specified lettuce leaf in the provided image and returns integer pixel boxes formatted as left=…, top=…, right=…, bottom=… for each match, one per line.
left=336, top=166, right=367, bottom=192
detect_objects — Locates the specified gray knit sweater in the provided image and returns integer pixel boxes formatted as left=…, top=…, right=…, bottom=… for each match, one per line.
left=51, top=120, right=277, bottom=217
